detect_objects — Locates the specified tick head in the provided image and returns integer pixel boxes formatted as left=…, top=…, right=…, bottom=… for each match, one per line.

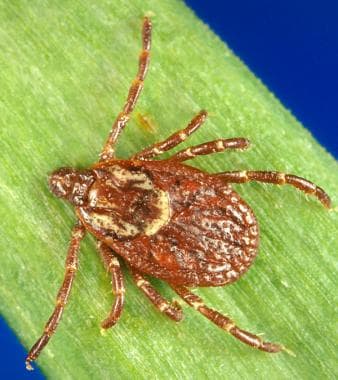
left=48, top=167, right=95, bottom=206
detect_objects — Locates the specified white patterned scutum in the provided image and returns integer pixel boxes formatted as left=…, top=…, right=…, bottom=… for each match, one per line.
left=79, top=165, right=171, bottom=238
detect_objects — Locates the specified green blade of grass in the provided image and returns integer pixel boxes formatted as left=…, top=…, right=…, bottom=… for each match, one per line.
left=0, top=1, right=337, bottom=379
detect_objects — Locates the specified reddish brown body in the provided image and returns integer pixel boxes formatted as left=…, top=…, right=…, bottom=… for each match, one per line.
left=78, top=159, right=258, bottom=287
left=26, top=18, right=331, bottom=370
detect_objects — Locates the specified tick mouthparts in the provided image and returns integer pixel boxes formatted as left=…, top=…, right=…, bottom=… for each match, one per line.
left=48, top=167, right=74, bottom=198
left=48, top=167, right=96, bottom=205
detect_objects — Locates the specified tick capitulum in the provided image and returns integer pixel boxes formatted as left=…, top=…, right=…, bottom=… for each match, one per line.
left=48, top=168, right=95, bottom=206
left=26, top=17, right=331, bottom=370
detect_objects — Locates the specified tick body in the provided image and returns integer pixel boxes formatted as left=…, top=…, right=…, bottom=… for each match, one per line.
left=26, top=17, right=331, bottom=370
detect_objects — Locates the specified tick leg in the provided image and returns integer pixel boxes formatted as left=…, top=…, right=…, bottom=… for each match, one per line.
left=25, top=222, right=86, bottom=370
left=217, top=170, right=331, bottom=208
left=133, top=110, right=208, bottom=160
left=171, top=286, right=282, bottom=353
left=99, top=17, right=152, bottom=161
left=97, top=241, right=125, bottom=329
left=131, top=269, right=183, bottom=322
left=169, top=137, right=250, bottom=161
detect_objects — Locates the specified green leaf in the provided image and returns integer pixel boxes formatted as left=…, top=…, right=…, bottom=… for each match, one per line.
left=0, top=1, right=337, bottom=379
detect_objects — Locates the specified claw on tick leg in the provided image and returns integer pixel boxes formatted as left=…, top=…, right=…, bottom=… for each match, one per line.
left=25, top=359, right=34, bottom=371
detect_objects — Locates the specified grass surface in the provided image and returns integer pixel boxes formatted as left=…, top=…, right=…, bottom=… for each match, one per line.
left=0, top=1, right=337, bottom=379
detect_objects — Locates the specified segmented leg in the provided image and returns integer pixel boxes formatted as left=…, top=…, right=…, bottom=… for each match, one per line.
left=100, top=17, right=152, bottom=161
left=217, top=170, right=331, bottom=208
left=172, top=286, right=282, bottom=353
left=97, top=241, right=125, bottom=329
left=169, top=137, right=250, bottom=161
left=25, top=222, right=86, bottom=370
left=131, top=269, right=183, bottom=322
left=133, top=110, right=208, bottom=160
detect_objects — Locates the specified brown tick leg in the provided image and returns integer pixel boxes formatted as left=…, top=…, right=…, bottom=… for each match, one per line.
left=171, top=286, right=282, bottom=353
left=97, top=241, right=125, bottom=329
left=133, top=110, right=208, bottom=160
left=217, top=170, right=331, bottom=208
left=25, top=222, right=86, bottom=370
left=169, top=137, right=250, bottom=161
left=99, top=17, right=152, bottom=161
left=130, top=269, right=183, bottom=322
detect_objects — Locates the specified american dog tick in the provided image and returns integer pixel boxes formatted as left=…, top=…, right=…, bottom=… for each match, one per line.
left=26, top=17, right=331, bottom=370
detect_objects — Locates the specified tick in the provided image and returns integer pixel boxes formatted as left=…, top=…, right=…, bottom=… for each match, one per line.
left=26, top=17, right=331, bottom=370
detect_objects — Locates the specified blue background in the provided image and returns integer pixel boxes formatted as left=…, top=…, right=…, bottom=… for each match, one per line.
left=186, top=0, right=338, bottom=158
left=1, top=1, right=337, bottom=379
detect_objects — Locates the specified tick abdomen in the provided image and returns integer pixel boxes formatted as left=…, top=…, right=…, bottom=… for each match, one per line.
left=115, top=185, right=259, bottom=287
